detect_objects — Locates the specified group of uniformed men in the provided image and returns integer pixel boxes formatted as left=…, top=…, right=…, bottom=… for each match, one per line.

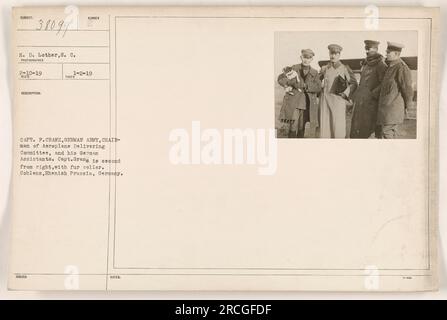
left=277, top=40, right=414, bottom=139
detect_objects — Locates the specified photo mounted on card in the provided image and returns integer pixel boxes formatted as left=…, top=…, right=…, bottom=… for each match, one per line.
left=9, top=6, right=439, bottom=291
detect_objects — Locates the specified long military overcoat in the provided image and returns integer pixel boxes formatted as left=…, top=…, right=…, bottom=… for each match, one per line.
left=277, top=64, right=321, bottom=130
left=377, top=58, right=414, bottom=125
left=319, top=62, right=358, bottom=138
left=350, top=54, right=387, bottom=138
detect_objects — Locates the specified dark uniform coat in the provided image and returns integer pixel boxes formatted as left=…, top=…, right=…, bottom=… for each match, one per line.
left=377, top=58, right=414, bottom=125
left=277, top=74, right=306, bottom=122
left=277, top=64, right=321, bottom=128
left=350, top=53, right=387, bottom=138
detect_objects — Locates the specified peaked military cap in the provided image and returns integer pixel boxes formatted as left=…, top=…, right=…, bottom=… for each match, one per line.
left=364, top=40, right=380, bottom=48
left=387, top=41, right=405, bottom=52
left=301, top=49, right=315, bottom=57
left=328, top=44, right=343, bottom=53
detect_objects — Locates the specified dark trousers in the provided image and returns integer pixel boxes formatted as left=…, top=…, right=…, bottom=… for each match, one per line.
left=288, top=108, right=306, bottom=138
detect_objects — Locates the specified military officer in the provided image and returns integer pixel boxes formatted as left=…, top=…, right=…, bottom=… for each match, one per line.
left=376, top=42, right=414, bottom=139
left=350, top=40, right=387, bottom=138
left=319, top=44, right=358, bottom=138
left=278, top=49, right=322, bottom=138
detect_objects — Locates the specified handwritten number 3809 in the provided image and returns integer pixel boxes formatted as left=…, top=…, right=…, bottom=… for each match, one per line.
left=36, top=19, right=71, bottom=37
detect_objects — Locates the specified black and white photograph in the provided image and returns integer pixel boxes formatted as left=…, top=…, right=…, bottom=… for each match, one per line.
left=1, top=4, right=442, bottom=298
left=275, top=31, right=418, bottom=139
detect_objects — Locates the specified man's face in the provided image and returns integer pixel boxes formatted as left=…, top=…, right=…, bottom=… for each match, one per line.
left=301, top=55, right=313, bottom=66
left=365, top=46, right=378, bottom=56
left=329, top=51, right=340, bottom=63
left=386, top=50, right=400, bottom=61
